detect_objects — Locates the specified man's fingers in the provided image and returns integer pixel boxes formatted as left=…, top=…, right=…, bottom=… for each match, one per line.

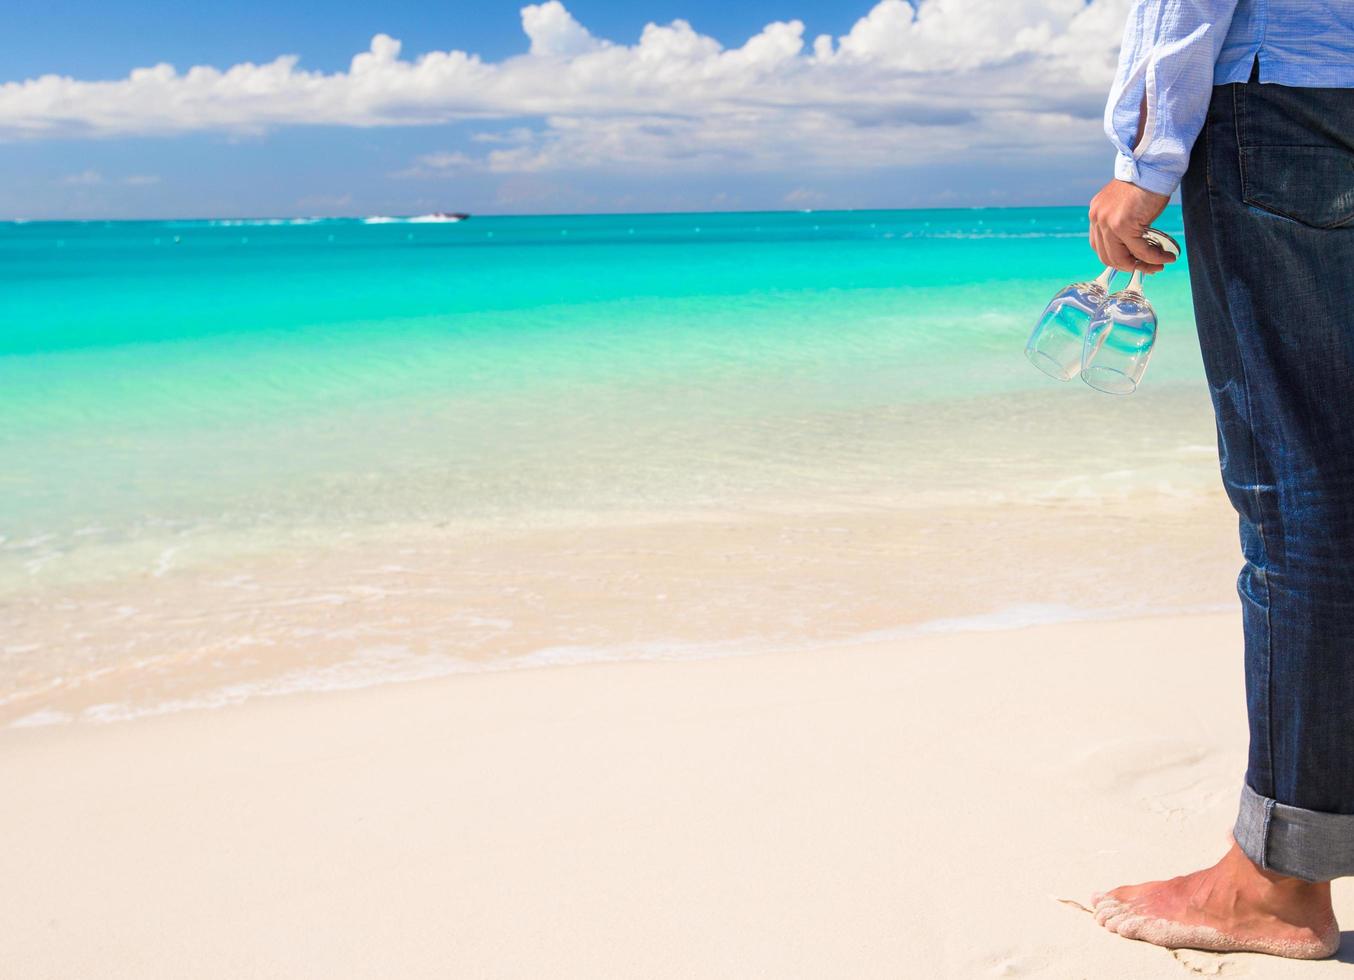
left=1123, top=234, right=1173, bottom=270
left=1100, top=228, right=1139, bottom=273
left=1089, top=225, right=1113, bottom=269
left=1121, top=234, right=1165, bottom=273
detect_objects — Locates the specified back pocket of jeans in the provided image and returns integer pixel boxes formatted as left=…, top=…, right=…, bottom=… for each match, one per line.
left=1241, top=145, right=1354, bottom=229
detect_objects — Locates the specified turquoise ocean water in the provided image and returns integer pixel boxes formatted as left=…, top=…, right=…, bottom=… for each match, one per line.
left=1, top=207, right=1230, bottom=722
left=2, top=207, right=1202, bottom=552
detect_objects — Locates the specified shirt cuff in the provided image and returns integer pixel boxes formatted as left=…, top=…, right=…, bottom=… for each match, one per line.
left=1113, top=151, right=1180, bottom=197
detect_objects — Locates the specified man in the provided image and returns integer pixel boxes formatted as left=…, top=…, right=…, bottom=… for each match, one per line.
left=1086, top=0, right=1354, bottom=961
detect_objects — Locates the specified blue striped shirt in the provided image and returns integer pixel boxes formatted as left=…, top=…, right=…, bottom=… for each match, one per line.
left=1106, top=0, right=1354, bottom=197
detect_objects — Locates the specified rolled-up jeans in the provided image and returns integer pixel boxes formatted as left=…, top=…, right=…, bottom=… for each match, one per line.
left=1181, top=64, right=1354, bottom=883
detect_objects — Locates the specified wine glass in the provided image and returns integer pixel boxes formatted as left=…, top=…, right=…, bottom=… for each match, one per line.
left=1080, top=268, right=1157, bottom=395
left=1025, top=267, right=1117, bottom=381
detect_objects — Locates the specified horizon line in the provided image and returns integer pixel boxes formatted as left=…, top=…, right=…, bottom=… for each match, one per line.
left=2, top=202, right=1179, bottom=224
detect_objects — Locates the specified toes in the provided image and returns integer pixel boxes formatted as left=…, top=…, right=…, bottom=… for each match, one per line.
left=1103, top=908, right=1140, bottom=934
left=1094, top=900, right=1129, bottom=928
left=1112, top=914, right=1153, bottom=941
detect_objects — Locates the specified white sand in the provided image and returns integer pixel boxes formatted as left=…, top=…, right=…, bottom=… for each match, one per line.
left=3, top=611, right=1350, bottom=978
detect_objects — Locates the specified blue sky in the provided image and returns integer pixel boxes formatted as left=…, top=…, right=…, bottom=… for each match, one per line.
left=0, top=0, right=1127, bottom=219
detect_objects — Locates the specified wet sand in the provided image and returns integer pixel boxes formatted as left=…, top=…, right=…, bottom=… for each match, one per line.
left=1, top=494, right=1239, bottom=728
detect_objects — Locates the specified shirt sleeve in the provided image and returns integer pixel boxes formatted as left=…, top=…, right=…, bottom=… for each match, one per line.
left=1105, top=0, right=1241, bottom=197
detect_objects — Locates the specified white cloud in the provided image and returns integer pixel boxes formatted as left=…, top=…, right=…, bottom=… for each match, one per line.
left=4, top=1, right=1131, bottom=177
left=522, top=1, right=605, bottom=57
left=831, top=0, right=1088, bottom=70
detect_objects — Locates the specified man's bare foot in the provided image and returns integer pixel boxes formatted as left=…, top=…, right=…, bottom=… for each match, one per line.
left=1091, top=838, right=1340, bottom=959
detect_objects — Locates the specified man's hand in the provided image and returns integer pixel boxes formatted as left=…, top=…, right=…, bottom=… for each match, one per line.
left=1088, top=179, right=1174, bottom=273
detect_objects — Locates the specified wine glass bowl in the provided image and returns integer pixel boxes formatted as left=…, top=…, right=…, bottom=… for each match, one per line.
left=1025, top=268, right=1116, bottom=382
left=1080, top=270, right=1158, bottom=395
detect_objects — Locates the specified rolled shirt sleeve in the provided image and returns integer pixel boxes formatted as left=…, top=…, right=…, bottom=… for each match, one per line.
left=1105, top=0, right=1241, bottom=197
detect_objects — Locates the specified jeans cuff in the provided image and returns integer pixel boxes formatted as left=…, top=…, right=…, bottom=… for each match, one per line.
left=1234, top=782, right=1354, bottom=882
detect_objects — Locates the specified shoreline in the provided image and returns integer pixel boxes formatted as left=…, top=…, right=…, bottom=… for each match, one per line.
left=4, top=599, right=1236, bottom=731
left=5, top=610, right=1351, bottom=977
left=1, top=494, right=1240, bottom=730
